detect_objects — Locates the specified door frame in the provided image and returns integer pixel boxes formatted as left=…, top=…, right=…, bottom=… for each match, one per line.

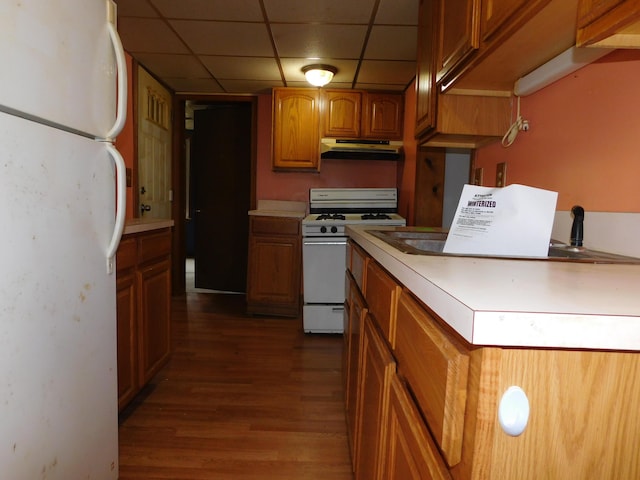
left=171, top=95, right=258, bottom=295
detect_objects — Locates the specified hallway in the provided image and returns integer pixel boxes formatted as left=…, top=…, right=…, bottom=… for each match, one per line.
left=118, top=293, right=353, bottom=479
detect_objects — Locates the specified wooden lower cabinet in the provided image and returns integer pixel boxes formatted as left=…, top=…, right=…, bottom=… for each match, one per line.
left=116, top=268, right=137, bottom=410
left=354, top=315, right=395, bottom=480
left=116, top=228, right=172, bottom=411
left=344, top=272, right=365, bottom=467
left=246, top=215, right=301, bottom=317
left=383, top=375, right=452, bottom=480
left=138, top=257, right=172, bottom=385
left=346, top=244, right=640, bottom=479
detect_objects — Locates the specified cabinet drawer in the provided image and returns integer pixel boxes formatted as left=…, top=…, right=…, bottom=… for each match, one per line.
left=251, top=216, right=300, bottom=236
left=365, top=261, right=401, bottom=347
left=395, top=290, right=469, bottom=467
left=349, top=241, right=368, bottom=292
left=116, top=237, right=137, bottom=272
left=137, top=229, right=171, bottom=264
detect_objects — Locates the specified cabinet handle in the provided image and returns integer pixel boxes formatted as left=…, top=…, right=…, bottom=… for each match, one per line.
left=498, top=386, right=530, bottom=436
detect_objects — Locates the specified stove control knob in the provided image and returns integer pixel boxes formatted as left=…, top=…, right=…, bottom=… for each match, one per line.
left=320, top=226, right=327, bottom=233
left=331, top=226, right=338, bottom=234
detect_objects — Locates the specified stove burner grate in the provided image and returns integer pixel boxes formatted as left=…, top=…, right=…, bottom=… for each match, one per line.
left=316, top=213, right=346, bottom=220
left=361, top=212, right=391, bottom=220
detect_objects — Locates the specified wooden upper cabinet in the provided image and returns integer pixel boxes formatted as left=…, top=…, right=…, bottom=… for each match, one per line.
left=436, top=0, right=481, bottom=85
left=415, top=0, right=438, bottom=138
left=481, top=0, right=530, bottom=40
left=576, top=0, right=640, bottom=47
left=323, top=90, right=362, bottom=138
left=362, top=92, right=404, bottom=140
left=322, top=89, right=403, bottom=140
left=272, top=88, right=320, bottom=171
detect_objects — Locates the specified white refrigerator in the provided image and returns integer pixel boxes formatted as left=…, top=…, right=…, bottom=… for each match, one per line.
left=0, top=1, right=127, bottom=478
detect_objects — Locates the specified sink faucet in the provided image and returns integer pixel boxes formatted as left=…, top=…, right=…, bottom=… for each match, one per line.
left=570, top=205, right=585, bottom=247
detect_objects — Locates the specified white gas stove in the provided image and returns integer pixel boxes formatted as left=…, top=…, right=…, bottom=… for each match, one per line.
left=301, top=188, right=406, bottom=334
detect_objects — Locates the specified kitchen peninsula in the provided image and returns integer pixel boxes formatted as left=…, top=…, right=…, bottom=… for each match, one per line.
left=344, top=225, right=640, bottom=480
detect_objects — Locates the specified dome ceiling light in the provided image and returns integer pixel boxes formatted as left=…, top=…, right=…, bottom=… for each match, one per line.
left=301, top=64, right=338, bottom=87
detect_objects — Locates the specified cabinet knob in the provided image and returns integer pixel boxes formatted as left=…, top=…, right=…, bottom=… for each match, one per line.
left=498, top=386, right=530, bottom=436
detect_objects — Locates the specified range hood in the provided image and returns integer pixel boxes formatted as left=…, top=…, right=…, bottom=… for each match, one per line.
left=320, top=138, right=403, bottom=161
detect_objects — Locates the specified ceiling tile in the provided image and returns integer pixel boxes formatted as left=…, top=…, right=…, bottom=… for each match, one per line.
left=200, top=57, right=282, bottom=81
left=357, top=60, right=416, bottom=84
left=133, top=53, right=210, bottom=78
left=114, top=0, right=158, bottom=17
left=119, top=18, right=189, bottom=54
left=150, top=0, right=264, bottom=21
left=364, top=26, right=418, bottom=60
left=163, top=77, right=225, bottom=94
left=116, top=1, right=417, bottom=94
left=375, top=0, right=419, bottom=25
left=272, top=24, right=367, bottom=58
left=264, top=0, right=376, bottom=23
left=170, top=20, right=274, bottom=56
left=217, top=79, right=285, bottom=94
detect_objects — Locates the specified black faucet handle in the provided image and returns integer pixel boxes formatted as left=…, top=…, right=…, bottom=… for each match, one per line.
left=570, top=205, right=584, bottom=247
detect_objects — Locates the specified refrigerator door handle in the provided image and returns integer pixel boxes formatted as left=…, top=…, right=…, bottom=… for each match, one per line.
left=105, top=143, right=127, bottom=274
left=104, top=21, right=128, bottom=140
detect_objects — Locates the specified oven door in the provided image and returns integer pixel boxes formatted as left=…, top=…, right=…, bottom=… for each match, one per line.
left=302, top=236, right=348, bottom=304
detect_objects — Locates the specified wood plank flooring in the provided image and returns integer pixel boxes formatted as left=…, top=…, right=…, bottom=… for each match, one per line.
left=118, top=293, right=354, bottom=480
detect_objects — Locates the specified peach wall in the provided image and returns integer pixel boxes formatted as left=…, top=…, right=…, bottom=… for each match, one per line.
left=115, top=53, right=135, bottom=219
left=475, top=49, right=640, bottom=213
left=255, top=94, right=401, bottom=205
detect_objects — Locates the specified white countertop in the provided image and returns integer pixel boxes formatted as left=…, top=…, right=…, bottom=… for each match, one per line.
left=124, top=218, right=174, bottom=235
left=347, top=225, right=640, bottom=351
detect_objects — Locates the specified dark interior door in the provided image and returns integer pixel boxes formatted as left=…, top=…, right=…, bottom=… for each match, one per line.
left=191, top=104, right=252, bottom=292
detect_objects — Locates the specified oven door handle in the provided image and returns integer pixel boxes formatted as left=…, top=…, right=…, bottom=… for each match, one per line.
left=303, top=239, right=348, bottom=246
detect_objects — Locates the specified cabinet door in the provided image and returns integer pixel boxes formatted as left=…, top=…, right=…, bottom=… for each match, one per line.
left=246, top=217, right=301, bottom=317
left=415, top=0, right=438, bottom=138
left=355, top=315, right=396, bottom=480
left=383, top=375, right=453, bottom=480
left=138, top=257, right=172, bottom=385
left=481, top=0, right=529, bottom=40
left=362, top=93, right=404, bottom=140
left=272, top=88, right=320, bottom=170
left=323, top=90, right=361, bottom=138
left=345, top=276, right=367, bottom=467
left=436, top=0, right=481, bottom=85
left=576, top=0, right=640, bottom=47
left=116, top=272, right=137, bottom=411
left=395, top=291, right=469, bottom=467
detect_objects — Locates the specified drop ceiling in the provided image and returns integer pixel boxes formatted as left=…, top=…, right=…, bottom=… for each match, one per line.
left=114, top=0, right=419, bottom=95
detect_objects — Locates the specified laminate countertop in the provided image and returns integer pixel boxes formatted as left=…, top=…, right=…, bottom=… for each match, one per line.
left=347, top=225, right=640, bottom=351
left=124, top=218, right=174, bottom=235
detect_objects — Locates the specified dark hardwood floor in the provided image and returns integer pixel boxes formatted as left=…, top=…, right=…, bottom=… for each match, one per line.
left=118, top=293, right=354, bottom=479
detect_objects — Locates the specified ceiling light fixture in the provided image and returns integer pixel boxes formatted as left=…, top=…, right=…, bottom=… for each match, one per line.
left=302, top=64, right=338, bottom=87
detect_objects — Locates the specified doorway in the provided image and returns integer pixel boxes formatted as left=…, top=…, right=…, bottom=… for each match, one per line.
left=187, top=101, right=254, bottom=293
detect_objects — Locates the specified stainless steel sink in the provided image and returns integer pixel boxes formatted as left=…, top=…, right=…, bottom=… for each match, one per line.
left=367, top=228, right=640, bottom=264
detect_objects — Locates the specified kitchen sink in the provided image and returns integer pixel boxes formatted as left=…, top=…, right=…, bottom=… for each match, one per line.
left=367, top=228, right=640, bottom=264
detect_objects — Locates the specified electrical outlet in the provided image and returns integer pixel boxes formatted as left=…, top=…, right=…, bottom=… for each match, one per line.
left=496, top=162, right=507, bottom=187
